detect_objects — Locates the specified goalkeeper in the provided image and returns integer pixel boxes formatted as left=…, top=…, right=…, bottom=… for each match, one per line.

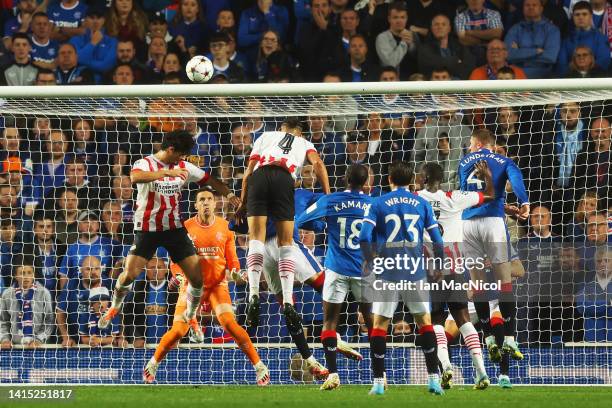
left=143, top=187, right=269, bottom=386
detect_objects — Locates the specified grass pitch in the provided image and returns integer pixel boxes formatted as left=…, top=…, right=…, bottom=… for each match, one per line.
left=2, top=385, right=609, bottom=408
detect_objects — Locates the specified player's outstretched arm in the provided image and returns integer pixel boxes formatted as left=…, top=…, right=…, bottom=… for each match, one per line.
left=306, top=150, right=331, bottom=194
left=506, top=161, right=530, bottom=220
left=475, top=161, right=495, bottom=202
left=236, top=159, right=258, bottom=220
left=130, top=168, right=188, bottom=184
left=295, top=196, right=328, bottom=229
left=205, top=176, right=241, bottom=208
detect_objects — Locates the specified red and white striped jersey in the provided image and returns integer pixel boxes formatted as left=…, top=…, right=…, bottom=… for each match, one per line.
left=416, top=189, right=483, bottom=243
left=131, top=155, right=209, bottom=232
left=249, top=131, right=316, bottom=179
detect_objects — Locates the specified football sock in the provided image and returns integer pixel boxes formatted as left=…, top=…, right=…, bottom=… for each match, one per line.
left=473, top=291, right=492, bottom=338
left=460, top=322, right=487, bottom=378
left=184, top=284, right=203, bottom=320
left=321, top=330, right=338, bottom=373
left=153, top=320, right=189, bottom=363
left=279, top=246, right=296, bottom=305
left=110, top=279, right=132, bottom=311
left=419, top=325, right=439, bottom=375
left=499, top=283, right=516, bottom=337
left=247, top=240, right=265, bottom=300
left=434, top=325, right=451, bottom=371
left=370, top=328, right=387, bottom=379
left=218, top=312, right=260, bottom=365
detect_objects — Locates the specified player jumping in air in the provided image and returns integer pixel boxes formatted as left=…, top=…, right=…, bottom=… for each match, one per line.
left=99, top=131, right=240, bottom=331
left=359, top=161, right=446, bottom=396
left=458, top=129, right=530, bottom=364
left=296, top=164, right=374, bottom=391
left=416, top=161, right=494, bottom=390
left=236, top=118, right=331, bottom=380
left=143, top=188, right=270, bottom=385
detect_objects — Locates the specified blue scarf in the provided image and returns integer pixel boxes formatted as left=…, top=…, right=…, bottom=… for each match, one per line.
left=466, top=9, right=489, bottom=31
left=555, top=120, right=585, bottom=187
left=15, top=283, right=36, bottom=339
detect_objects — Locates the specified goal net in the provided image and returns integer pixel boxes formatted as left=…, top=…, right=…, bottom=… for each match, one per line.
left=0, top=80, right=610, bottom=385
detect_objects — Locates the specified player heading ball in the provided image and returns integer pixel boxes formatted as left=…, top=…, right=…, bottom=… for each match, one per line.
left=99, top=130, right=240, bottom=332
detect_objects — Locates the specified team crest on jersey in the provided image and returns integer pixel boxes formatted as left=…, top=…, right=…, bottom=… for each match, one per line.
left=74, top=12, right=82, bottom=19
left=216, top=232, right=223, bottom=242
left=49, top=49, right=55, bottom=56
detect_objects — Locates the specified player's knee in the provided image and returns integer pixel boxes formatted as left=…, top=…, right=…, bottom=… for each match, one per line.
left=172, top=320, right=189, bottom=337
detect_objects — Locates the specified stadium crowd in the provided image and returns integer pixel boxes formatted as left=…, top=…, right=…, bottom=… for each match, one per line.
left=0, top=0, right=611, bottom=349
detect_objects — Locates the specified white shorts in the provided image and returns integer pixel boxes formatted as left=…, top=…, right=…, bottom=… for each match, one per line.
left=446, top=299, right=500, bottom=325
left=462, top=217, right=510, bottom=264
left=323, top=269, right=368, bottom=303
left=263, top=238, right=322, bottom=295
left=372, top=281, right=431, bottom=319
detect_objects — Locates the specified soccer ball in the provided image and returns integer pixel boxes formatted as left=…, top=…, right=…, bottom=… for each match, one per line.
left=186, top=55, right=214, bottom=83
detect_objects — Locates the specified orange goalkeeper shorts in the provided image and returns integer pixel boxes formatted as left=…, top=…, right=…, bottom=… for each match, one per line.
left=175, top=281, right=232, bottom=317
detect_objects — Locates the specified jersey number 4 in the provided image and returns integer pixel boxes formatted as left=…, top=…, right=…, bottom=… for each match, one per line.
left=277, top=133, right=295, bottom=154
left=467, top=168, right=485, bottom=190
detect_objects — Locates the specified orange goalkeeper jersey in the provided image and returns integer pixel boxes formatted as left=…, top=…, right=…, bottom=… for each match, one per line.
left=170, top=216, right=240, bottom=288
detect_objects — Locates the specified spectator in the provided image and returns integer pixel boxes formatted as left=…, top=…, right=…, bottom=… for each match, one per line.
left=333, top=130, right=380, bottom=190
left=115, top=40, right=147, bottom=83
left=56, top=255, right=110, bottom=347
left=429, top=66, right=451, bottom=80
left=406, top=0, right=455, bottom=38
left=417, top=14, right=476, bottom=79
left=361, top=0, right=394, bottom=40
left=238, top=0, right=289, bottom=63
left=170, top=0, right=205, bottom=56
left=30, top=12, right=60, bottom=71
left=55, top=156, right=100, bottom=209
left=577, top=245, right=612, bottom=341
left=145, top=35, right=167, bottom=82
left=110, top=175, right=134, bottom=222
left=185, top=115, right=221, bottom=170
left=22, top=214, right=66, bottom=298
left=572, top=117, right=611, bottom=203
left=585, top=211, right=611, bottom=244
left=565, top=45, right=609, bottom=77
left=375, top=2, right=419, bottom=79
left=222, top=30, right=251, bottom=78
left=79, top=285, right=125, bottom=347
left=455, top=0, right=503, bottom=65
left=1, top=33, right=37, bottom=85
left=100, top=199, right=132, bottom=246
left=3, top=0, right=37, bottom=49
left=469, top=39, right=528, bottom=79
left=254, top=29, right=295, bottom=82
left=553, top=101, right=588, bottom=190
left=215, top=8, right=235, bottom=33
left=413, top=110, right=471, bottom=188
left=564, top=190, right=599, bottom=239
left=297, top=0, right=336, bottom=81
left=69, top=8, right=118, bottom=83
left=319, top=8, right=360, bottom=74
left=321, top=72, right=358, bottom=132
left=133, top=257, right=173, bottom=347
left=71, top=119, right=102, bottom=172
left=557, top=1, right=611, bottom=76
left=209, top=32, right=245, bottom=83
left=328, top=0, right=349, bottom=30
left=377, top=68, right=413, bottom=133
left=58, top=210, right=119, bottom=290
left=52, top=187, right=81, bottom=245
left=491, top=106, right=531, bottom=179
left=0, top=126, right=30, bottom=163
left=0, top=260, right=54, bottom=348
left=229, top=124, right=253, bottom=170
left=54, top=42, right=94, bottom=85
left=160, top=52, right=182, bottom=79
left=39, top=129, right=69, bottom=195
left=200, top=0, right=231, bottom=34
left=505, top=0, right=561, bottom=79
left=339, top=34, right=381, bottom=82
left=2, top=157, right=42, bottom=217
left=48, top=0, right=88, bottom=42
left=113, top=64, right=135, bottom=85
left=0, top=218, right=23, bottom=287
left=105, top=0, right=148, bottom=54
left=305, top=114, right=344, bottom=167
left=35, top=68, right=57, bottom=85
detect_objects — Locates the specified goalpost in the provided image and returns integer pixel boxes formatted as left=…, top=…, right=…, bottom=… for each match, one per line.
left=0, top=79, right=611, bottom=385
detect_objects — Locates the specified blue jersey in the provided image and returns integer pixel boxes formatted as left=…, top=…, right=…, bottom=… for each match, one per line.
left=58, top=236, right=118, bottom=280
left=30, top=38, right=59, bottom=64
left=297, top=191, right=372, bottom=277
left=79, top=309, right=119, bottom=337
left=48, top=1, right=88, bottom=28
left=144, top=282, right=169, bottom=343
left=360, top=188, right=441, bottom=281
left=458, top=148, right=529, bottom=219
